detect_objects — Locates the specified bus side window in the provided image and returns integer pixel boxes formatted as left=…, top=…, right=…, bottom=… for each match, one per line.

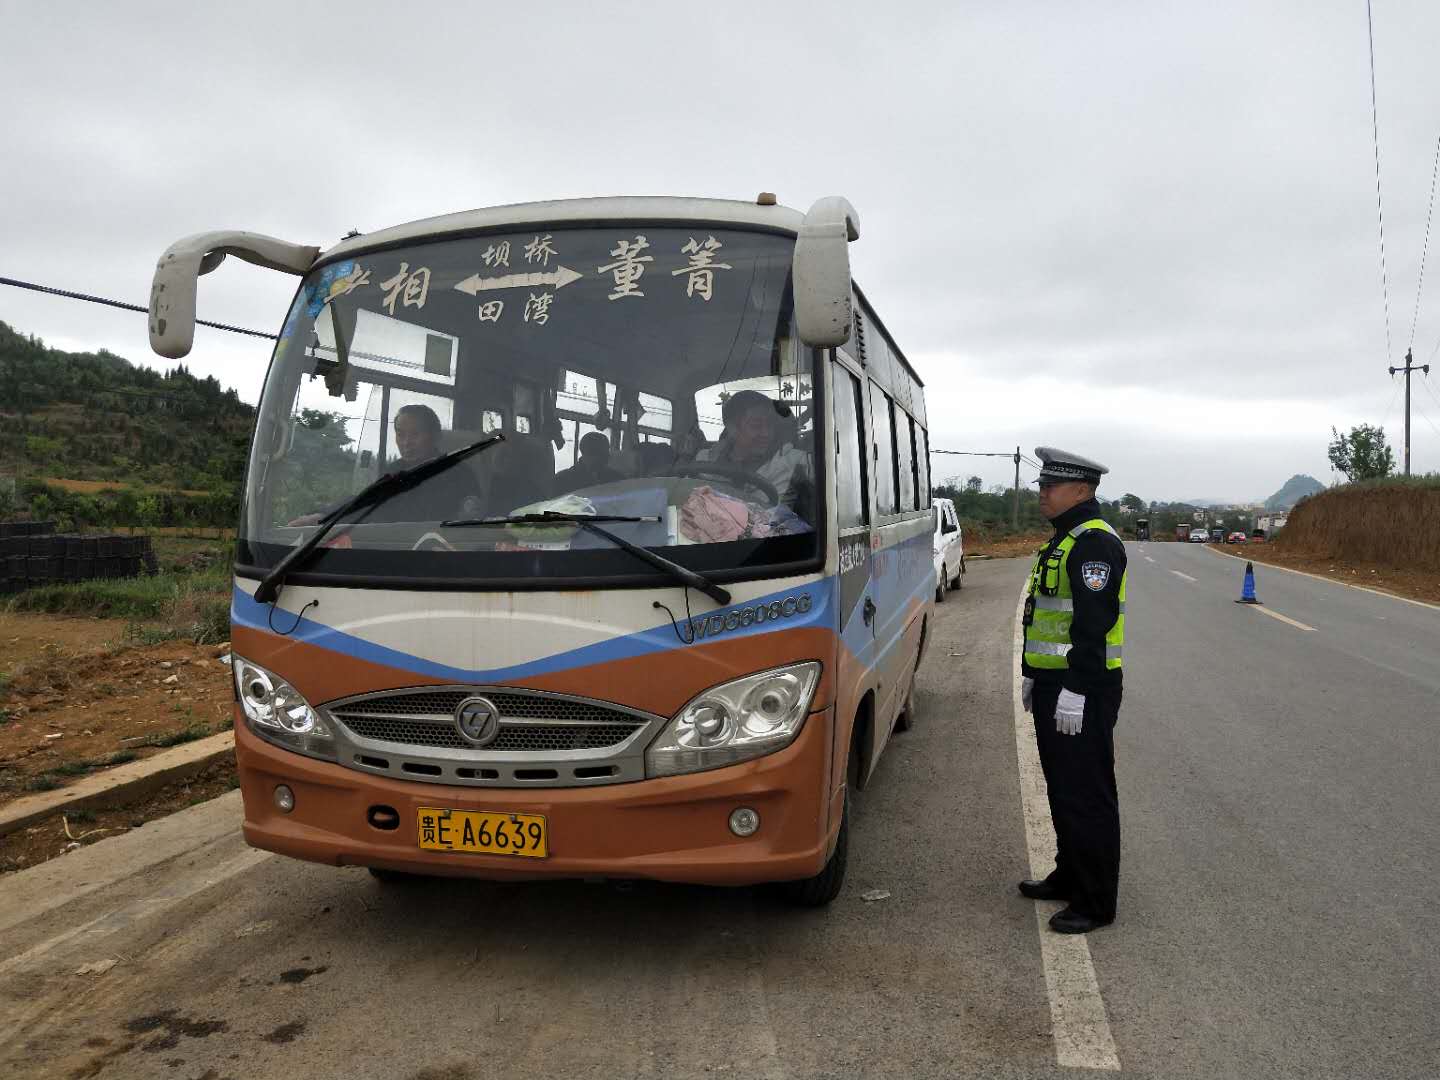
left=913, top=419, right=930, bottom=509
left=894, top=402, right=915, bottom=511
left=868, top=381, right=897, bottom=517
left=833, top=364, right=868, bottom=529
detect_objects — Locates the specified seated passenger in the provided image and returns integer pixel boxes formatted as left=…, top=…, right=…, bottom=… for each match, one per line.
left=695, top=390, right=813, bottom=518
left=554, top=431, right=624, bottom=492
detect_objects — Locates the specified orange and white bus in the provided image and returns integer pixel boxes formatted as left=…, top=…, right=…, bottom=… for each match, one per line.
left=149, top=195, right=934, bottom=904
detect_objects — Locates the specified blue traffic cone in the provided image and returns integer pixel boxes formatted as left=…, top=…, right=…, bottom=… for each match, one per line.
left=1235, top=562, right=1261, bottom=605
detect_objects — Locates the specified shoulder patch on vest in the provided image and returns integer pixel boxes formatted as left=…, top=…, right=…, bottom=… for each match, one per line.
left=1080, top=561, right=1110, bottom=591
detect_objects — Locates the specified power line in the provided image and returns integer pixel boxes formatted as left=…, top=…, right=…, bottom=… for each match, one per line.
left=1409, top=131, right=1440, bottom=351
left=0, top=275, right=277, bottom=342
left=1418, top=374, right=1440, bottom=442
left=1366, top=0, right=1393, bottom=363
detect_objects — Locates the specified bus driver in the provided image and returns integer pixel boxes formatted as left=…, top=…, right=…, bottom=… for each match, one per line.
left=695, top=389, right=813, bottom=520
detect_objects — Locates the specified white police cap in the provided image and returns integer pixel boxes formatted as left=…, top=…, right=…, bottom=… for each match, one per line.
left=1035, top=446, right=1109, bottom=485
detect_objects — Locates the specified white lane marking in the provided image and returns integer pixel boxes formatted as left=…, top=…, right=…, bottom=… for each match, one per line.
left=1143, top=556, right=1155, bottom=563
left=1011, top=588, right=1122, bottom=1072
left=1170, top=570, right=1197, bottom=582
left=1202, top=546, right=1440, bottom=613
left=1248, top=605, right=1318, bottom=632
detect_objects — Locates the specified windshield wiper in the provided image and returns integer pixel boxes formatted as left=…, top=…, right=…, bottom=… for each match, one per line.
left=445, top=511, right=732, bottom=606
left=254, top=432, right=506, bottom=605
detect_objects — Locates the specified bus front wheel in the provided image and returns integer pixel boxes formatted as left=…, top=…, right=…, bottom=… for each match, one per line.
left=777, top=788, right=849, bottom=907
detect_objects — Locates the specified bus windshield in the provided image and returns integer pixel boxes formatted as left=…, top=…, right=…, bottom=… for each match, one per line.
left=238, top=227, right=819, bottom=587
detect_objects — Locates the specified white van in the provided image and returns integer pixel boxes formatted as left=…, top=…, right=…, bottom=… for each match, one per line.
left=933, top=497, right=965, bottom=600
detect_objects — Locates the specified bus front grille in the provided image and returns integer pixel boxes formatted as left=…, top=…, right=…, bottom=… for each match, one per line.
left=317, top=686, right=663, bottom=788
left=334, top=715, right=644, bottom=752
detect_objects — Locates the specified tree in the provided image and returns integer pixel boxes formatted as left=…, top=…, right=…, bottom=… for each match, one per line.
left=1327, top=424, right=1394, bottom=481
left=965, top=475, right=983, bottom=493
left=1120, top=492, right=1146, bottom=513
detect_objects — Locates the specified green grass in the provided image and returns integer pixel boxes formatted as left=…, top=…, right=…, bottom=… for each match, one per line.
left=5, top=564, right=230, bottom=645
left=37, top=749, right=143, bottom=780
left=25, top=775, right=61, bottom=792
left=146, top=724, right=212, bottom=748
left=1332, top=473, right=1440, bottom=492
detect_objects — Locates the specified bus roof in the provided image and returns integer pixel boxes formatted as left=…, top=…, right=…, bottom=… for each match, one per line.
left=321, top=196, right=806, bottom=263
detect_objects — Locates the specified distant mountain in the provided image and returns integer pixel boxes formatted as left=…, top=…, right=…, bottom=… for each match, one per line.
left=0, top=320, right=254, bottom=491
left=1264, top=474, right=1324, bottom=511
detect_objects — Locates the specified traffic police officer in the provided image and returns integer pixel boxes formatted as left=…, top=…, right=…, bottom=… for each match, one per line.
left=1019, top=447, right=1127, bottom=933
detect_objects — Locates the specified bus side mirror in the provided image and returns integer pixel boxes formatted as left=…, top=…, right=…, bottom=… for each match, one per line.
left=149, top=231, right=320, bottom=359
left=793, top=196, right=860, bottom=347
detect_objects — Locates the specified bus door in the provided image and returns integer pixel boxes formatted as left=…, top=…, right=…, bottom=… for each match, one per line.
left=865, top=378, right=909, bottom=731
left=831, top=359, right=877, bottom=782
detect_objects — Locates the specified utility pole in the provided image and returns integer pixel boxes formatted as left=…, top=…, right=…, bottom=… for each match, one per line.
left=1012, top=447, right=1021, bottom=527
left=1389, top=349, right=1431, bottom=476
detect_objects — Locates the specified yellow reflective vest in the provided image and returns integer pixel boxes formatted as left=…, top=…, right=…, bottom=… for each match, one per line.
left=1022, top=518, right=1126, bottom=671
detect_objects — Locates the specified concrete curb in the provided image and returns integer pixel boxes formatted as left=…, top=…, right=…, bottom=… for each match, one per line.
left=0, top=730, right=235, bottom=839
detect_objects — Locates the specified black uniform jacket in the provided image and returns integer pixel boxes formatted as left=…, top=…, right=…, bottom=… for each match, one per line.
left=1022, top=498, right=1127, bottom=695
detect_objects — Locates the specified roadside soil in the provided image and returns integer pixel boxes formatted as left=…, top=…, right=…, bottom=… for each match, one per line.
left=967, top=529, right=1051, bottom=559
left=1204, top=541, right=1440, bottom=605
left=0, top=754, right=237, bottom=875
left=0, top=614, right=234, bottom=806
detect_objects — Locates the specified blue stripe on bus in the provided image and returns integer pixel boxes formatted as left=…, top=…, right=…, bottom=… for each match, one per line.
left=231, top=576, right=836, bottom=684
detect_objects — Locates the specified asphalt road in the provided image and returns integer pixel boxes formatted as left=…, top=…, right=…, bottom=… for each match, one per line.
left=2, top=548, right=1437, bottom=1079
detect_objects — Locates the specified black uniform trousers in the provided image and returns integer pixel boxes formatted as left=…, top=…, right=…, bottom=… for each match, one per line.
left=1031, top=679, right=1122, bottom=922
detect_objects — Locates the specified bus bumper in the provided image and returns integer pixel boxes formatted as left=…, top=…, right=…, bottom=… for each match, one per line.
left=234, top=704, right=835, bottom=886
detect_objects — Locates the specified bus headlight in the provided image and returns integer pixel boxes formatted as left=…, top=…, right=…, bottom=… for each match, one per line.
left=646, top=662, right=821, bottom=778
left=233, top=656, right=335, bottom=759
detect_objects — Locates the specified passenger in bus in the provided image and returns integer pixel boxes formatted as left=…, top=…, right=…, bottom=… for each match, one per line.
left=287, top=403, right=477, bottom=525
left=695, top=390, right=813, bottom=519
left=553, top=431, right=624, bottom=492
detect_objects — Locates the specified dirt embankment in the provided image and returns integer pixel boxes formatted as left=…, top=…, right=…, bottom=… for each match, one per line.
left=1274, top=482, right=1440, bottom=571
left=965, top=528, right=1052, bottom=559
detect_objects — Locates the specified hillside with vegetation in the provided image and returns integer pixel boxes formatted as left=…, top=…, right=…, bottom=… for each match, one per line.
left=0, top=320, right=254, bottom=493
left=1265, top=474, right=1324, bottom=511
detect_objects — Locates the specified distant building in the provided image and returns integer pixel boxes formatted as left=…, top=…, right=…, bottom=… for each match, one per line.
left=1255, top=512, right=1288, bottom=534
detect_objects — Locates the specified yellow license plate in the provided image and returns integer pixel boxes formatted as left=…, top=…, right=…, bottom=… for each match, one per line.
left=416, top=807, right=549, bottom=858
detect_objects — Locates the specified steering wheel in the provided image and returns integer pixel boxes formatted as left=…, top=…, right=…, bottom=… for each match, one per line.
left=671, top=463, right=780, bottom=506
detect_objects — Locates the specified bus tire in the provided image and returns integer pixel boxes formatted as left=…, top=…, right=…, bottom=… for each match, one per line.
left=895, top=680, right=915, bottom=733
left=777, top=788, right=849, bottom=907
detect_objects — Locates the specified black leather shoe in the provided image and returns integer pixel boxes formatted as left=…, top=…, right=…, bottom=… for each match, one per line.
left=1018, top=878, right=1069, bottom=901
left=1048, top=907, right=1113, bottom=934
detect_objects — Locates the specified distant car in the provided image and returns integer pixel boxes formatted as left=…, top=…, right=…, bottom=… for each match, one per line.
left=1227, top=531, right=1247, bottom=543
left=933, top=498, right=965, bottom=601
left=1188, top=528, right=1208, bottom=543
left=1250, top=529, right=1266, bottom=543
left=1210, top=528, right=1225, bottom=543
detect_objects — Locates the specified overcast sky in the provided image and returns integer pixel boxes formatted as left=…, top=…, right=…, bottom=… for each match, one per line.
left=4, top=1, right=1440, bottom=503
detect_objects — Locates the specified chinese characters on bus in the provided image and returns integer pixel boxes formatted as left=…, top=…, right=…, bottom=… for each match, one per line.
left=672, top=236, right=732, bottom=300
left=321, top=233, right=744, bottom=333
left=380, top=263, right=431, bottom=315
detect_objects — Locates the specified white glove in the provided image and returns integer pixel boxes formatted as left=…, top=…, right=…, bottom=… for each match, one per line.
left=1055, top=689, right=1086, bottom=735
left=1021, top=677, right=1034, bottom=713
